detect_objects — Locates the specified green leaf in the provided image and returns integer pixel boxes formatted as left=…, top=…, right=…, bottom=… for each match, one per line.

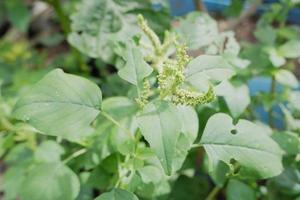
left=101, top=96, right=138, bottom=155
left=279, top=40, right=300, bottom=58
left=254, top=25, right=276, bottom=45
left=3, top=166, right=27, bottom=200
left=118, top=42, right=153, bottom=85
left=68, top=0, right=141, bottom=62
left=172, top=105, right=198, bottom=172
left=275, top=69, right=299, bottom=88
left=185, top=55, right=235, bottom=92
left=94, top=188, right=138, bottom=200
left=200, top=113, right=283, bottom=179
left=137, top=101, right=181, bottom=175
left=138, top=165, right=163, bottom=184
left=265, top=47, right=286, bottom=67
left=34, top=141, right=65, bottom=163
left=175, top=12, right=218, bottom=50
left=224, top=0, right=244, bottom=17
left=269, top=167, right=300, bottom=195
left=281, top=105, right=300, bottom=131
left=4, top=0, right=30, bottom=32
left=272, top=131, right=300, bottom=155
left=20, top=162, right=80, bottom=200
left=289, top=91, right=300, bottom=111
left=216, top=80, right=250, bottom=118
left=13, top=69, right=102, bottom=141
left=226, top=179, right=256, bottom=200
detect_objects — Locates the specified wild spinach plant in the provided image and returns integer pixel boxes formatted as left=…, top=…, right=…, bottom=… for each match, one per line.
left=1, top=0, right=299, bottom=199
left=1, top=9, right=285, bottom=200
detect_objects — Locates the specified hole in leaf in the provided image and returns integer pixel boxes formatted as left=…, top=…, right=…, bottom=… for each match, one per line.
left=230, top=129, right=237, bottom=135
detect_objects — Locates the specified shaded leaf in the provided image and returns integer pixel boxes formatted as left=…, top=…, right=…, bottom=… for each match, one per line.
left=94, top=188, right=138, bottom=200
left=21, top=162, right=80, bottom=200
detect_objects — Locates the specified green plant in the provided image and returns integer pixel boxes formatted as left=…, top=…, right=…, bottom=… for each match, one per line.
left=1, top=0, right=299, bottom=200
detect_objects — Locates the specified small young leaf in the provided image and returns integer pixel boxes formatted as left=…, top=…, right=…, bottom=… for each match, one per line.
left=118, top=42, right=153, bottom=86
left=20, top=162, right=80, bottom=200
left=278, top=39, right=300, bottom=58
left=216, top=80, right=250, bottom=118
left=272, top=131, right=300, bottom=155
left=275, top=69, right=299, bottom=88
left=94, top=188, right=138, bottom=200
left=13, top=69, right=102, bottom=141
left=200, top=113, right=283, bottom=179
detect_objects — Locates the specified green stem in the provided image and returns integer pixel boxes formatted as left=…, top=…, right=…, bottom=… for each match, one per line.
left=63, top=148, right=87, bottom=164
left=0, top=117, right=14, bottom=131
left=45, top=0, right=88, bottom=72
left=100, top=111, right=134, bottom=139
left=191, top=144, right=202, bottom=149
left=268, top=75, right=276, bottom=128
left=205, top=186, right=222, bottom=200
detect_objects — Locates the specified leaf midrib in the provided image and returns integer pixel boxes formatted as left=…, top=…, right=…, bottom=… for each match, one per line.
left=202, top=142, right=280, bottom=157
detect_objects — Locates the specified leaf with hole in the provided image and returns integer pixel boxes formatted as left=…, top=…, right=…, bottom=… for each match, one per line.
left=200, top=113, right=283, bottom=179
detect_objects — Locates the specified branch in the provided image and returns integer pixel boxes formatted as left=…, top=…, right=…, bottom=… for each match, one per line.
left=226, top=0, right=262, bottom=30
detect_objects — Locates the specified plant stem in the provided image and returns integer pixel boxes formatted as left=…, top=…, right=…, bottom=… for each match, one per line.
left=100, top=111, right=134, bottom=139
left=191, top=144, right=202, bottom=149
left=0, top=117, right=14, bottom=131
left=63, top=148, right=87, bottom=164
left=268, top=75, right=276, bottom=128
left=205, top=186, right=222, bottom=200
left=44, top=0, right=88, bottom=72
left=226, top=0, right=262, bottom=30
left=194, top=0, right=207, bottom=13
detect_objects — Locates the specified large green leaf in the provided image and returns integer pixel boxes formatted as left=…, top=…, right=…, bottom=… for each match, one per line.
left=68, top=0, right=142, bottom=62
left=13, top=69, right=102, bottom=141
left=20, top=162, right=80, bottom=200
left=200, top=113, right=283, bottom=179
left=137, top=101, right=181, bottom=175
left=185, top=55, right=235, bottom=92
left=118, top=42, right=153, bottom=86
left=94, top=188, right=138, bottom=200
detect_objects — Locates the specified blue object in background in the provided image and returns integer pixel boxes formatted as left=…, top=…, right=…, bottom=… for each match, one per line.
left=248, top=77, right=284, bottom=129
left=170, top=0, right=196, bottom=16
left=203, top=0, right=231, bottom=12
left=169, top=0, right=300, bottom=24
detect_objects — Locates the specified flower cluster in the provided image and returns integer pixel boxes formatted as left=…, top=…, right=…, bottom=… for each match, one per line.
left=138, top=14, right=215, bottom=107
left=135, top=80, right=152, bottom=108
